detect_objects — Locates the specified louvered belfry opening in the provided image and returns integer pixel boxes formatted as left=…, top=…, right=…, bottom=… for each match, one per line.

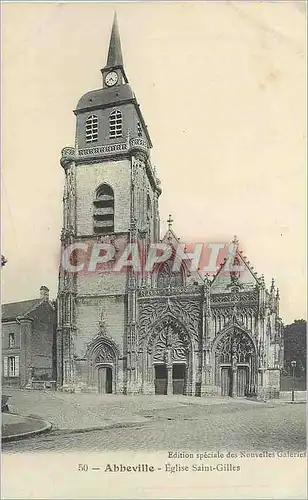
left=109, top=110, right=123, bottom=139
left=93, top=184, right=115, bottom=234
left=85, top=114, right=99, bottom=143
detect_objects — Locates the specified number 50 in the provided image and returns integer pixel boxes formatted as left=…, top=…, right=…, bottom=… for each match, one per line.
left=78, top=464, right=89, bottom=472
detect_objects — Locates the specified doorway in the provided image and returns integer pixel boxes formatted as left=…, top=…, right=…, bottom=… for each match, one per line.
left=98, top=366, right=113, bottom=394
left=236, top=366, right=248, bottom=397
left=221, top=366, right=232, bottom=396
left=172, top=364, right=186, bottom=395
left=155, top=364, right=167, bottom=395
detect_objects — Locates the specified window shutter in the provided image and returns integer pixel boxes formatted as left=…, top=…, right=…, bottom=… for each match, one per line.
left=85, top=114, right=98, bottom=143
left=3, top=357, right=8, bottom=377
left=93, top=184, right=115, bottom=235
left=109, top=110, right=122, bottom=139
left=15, top=356, right=20, bottom=377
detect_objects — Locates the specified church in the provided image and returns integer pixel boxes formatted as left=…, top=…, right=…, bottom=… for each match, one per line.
left=57, top=14, right=283, bottom=398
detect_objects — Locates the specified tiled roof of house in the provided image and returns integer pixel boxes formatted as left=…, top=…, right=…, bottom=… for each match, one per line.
left=1, top=299, right=42, bottom=321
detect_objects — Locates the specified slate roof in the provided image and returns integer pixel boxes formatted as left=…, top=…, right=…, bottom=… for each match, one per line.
left=75, top=84, right=134, bottom=112
left=1, top=299, right=42, bottom=321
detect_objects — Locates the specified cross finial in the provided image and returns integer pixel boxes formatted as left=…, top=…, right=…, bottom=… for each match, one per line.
left=167, top=214, right=173, bottom=230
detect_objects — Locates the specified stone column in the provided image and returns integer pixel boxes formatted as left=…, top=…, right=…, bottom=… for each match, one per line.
left=231, top=366, right=237, bottom=397
left=201, top=348, right=216, bottom=396
left=143, top=353, right=155, bottom=395
left=164, top=345, right=173, bottom=396
left=201, top=350, right=207, bottom=388
left=166, top=365, right=173, bottom=395
left=231, top=341, right=237, bottom=398
left=189, top=351, right=197, bottom=396
left=144, top=368, right=155, bottom=395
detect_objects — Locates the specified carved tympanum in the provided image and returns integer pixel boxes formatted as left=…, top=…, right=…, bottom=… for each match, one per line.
left=95, top=345, right=114, bottom=364
left=215, top=328, right=255, bottom=364
left=152, top=323, right=188, bottom=362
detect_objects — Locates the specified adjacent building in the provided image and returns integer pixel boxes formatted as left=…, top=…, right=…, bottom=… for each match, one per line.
left=2, top=286, right=56, bottom=388
left=57, top=15, right=283, bottom=397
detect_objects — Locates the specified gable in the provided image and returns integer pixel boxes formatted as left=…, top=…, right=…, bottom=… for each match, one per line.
left=210, top=250, right=260, bottom=294
left=159, top=228, right=193, bottom=277
left=161, top=228, right=180, bottom=247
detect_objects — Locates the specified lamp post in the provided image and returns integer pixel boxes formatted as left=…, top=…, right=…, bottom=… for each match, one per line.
left=291, top=360, right=296, bottom=402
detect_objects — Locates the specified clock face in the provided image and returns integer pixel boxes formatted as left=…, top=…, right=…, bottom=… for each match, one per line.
left=105, top=71, right=118, bottom=87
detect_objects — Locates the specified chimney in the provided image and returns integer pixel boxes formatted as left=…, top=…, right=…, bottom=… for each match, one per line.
left=40, top=285, right=49, bottom=301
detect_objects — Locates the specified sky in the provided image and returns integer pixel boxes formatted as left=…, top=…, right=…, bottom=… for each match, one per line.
left=1, top=1, right=306, bottom=324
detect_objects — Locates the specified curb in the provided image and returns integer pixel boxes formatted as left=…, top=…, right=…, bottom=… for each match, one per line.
left=50, top=421, right=148, bottom=436
left=284, top=401, right=307, bottom=405
left=2, top=418, right=52, bottom=443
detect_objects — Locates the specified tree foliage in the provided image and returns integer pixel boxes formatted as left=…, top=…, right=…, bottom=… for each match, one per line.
left=283, top=319, right=306, bottom=377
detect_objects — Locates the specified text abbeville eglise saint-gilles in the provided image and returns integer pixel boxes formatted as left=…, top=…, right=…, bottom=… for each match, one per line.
left=103, top=463, right=241, bottom=473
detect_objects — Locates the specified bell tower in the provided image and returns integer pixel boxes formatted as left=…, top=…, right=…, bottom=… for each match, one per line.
left=57, top=14, right=162, bottom=393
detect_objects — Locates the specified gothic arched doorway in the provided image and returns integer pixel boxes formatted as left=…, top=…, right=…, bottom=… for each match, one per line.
left=146, top=317, right=192, bottom=395
left=86, top=336, right=118, bottom=394
left=214, top=327, right=256, bottom=397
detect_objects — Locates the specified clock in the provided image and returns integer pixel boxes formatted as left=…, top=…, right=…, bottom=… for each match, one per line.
left=105, top=71, right=118, bottom=87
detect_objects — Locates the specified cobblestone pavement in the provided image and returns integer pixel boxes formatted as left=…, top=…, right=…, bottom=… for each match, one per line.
left=2, top=390, right=306, bottom=454
left=3, top=389, right=265, bottom=430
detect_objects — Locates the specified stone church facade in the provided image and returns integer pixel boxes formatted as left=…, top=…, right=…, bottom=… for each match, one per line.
left=57, top=15, right=283, bottom=398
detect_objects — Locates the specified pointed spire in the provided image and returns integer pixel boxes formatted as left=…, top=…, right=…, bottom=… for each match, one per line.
left=270, top=278, right=275, bottom=293
left=229, top=235, right=239, bottom=255
left=106, top=13, right=124, bottom=68
left=167, top=214, right=173, bottom=230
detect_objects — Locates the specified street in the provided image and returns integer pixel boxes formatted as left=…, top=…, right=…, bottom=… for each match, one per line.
left=2, top=390, right=306, bottom=453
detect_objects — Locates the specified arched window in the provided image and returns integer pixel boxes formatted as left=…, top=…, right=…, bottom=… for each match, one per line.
left=157, top=260, right=184, bottom=289
left=93, top=184, right=114, bottom=234
left=85, top=114, right=99, bottom=143
left=109, top=110, right=122, bottom=139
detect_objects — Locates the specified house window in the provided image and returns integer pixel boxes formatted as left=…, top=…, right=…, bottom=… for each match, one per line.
left=3, top=356, right=19, bottom=377
left=85, top=114, right=99, bottom=143
left=137, top=122, right=143, bottom=137
left=8, top=333, right=15, bottom=348
left=93, top=184, right=115, bottom=235
left=109, top=110, right=122, bottom=139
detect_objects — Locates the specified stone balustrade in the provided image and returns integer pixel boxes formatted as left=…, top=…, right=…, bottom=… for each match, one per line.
left=138, top=284, right=201, bottom=298
left=60, top=139, right=161, bottom=192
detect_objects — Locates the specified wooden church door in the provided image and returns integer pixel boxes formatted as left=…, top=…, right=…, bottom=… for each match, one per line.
left=221, top=367, right=232, bottom=396
left=236, top=366, right=248, bottom=397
